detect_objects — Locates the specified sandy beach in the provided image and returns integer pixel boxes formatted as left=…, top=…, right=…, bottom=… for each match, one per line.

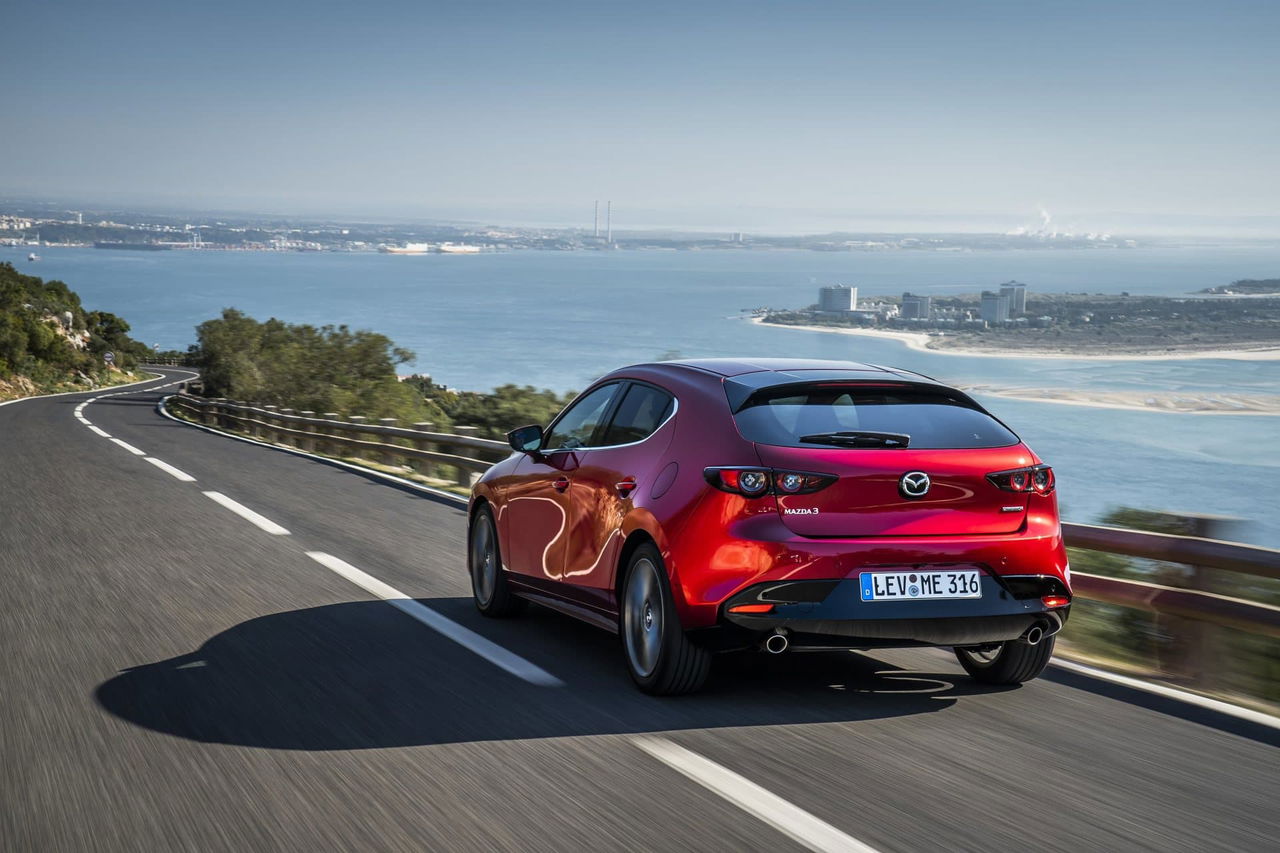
left=962, top=386, right=1280, bottom=416
left=753, top=317, right=1280, bottom=361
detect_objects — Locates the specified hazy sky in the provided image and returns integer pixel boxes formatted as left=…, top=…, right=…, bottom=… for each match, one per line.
left=4, top=0, right=1278, bottom=231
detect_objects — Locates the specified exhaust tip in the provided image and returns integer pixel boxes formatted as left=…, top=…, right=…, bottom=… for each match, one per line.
left=763, top=630, right=789, bottom=654
left=1024, top=625, right=1044, bottom=646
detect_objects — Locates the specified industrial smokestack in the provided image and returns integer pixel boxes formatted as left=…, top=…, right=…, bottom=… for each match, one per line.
left=593, top=201, right=599, bottom=238
left=606, top=201, right=612, bottom=244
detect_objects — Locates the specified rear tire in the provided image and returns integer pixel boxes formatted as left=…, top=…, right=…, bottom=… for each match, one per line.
left=621, top=543, right=711, bottom=695
left=469, top=506, right=525, bottom=617
left=955, top=636, right=1054, bottom=685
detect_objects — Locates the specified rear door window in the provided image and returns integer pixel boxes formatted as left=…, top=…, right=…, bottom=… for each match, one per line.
left=732, top=384, right=1018, bottom=449
left=599, top=383, right=674, bottom=446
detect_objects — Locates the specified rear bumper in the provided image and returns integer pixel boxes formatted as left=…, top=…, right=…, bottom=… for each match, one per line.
left=706, top=575, right=1069, bottom=649
left=667, top=511, right=1069, bottom=629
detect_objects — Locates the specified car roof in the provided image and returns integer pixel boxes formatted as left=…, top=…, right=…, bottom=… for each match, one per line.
left=640, top=357, right=937, bottom=383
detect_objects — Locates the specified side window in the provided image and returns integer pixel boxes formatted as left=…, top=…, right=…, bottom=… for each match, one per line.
left=599, top=384, right=674, bottom=446
left=542, top=384, right=620, bottom=451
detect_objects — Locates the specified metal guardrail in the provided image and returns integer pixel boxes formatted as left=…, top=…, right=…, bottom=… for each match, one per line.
left=1061, top=522, right=1280, bottom=684
left=166, top=394, right=1280, bottom=643
left=167, top=394, right=509, bottom=487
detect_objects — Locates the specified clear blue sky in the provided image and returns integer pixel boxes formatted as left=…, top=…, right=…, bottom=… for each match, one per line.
left=4, top=0, right=1278, bottom=232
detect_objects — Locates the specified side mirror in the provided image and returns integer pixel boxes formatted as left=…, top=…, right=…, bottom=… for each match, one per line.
left=507, top=424, right=543, bottom=454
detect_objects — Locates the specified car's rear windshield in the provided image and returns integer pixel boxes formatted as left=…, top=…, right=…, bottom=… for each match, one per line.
left=731, top=384, right=1019, bottom=449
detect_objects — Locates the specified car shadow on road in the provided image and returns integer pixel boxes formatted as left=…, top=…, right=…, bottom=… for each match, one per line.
left=96, top=598, right=1008, bottom=751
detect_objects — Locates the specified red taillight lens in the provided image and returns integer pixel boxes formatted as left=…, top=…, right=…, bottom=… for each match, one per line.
left=987, top=464, right=1055, bottom=495
left=703, top=467, right=836, bottom=497
left=1042, top=595, right=1070, bottom=608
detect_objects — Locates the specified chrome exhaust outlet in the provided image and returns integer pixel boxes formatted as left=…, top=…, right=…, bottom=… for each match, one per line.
left=1020, top=613, right=1064, bottom=646
left=763, top=629, right=789, bottom=654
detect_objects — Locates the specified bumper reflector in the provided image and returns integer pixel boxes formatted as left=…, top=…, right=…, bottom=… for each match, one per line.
left=1042, top=595, right=1071, bottom=609
left=728, top=604, right=775, bottom=614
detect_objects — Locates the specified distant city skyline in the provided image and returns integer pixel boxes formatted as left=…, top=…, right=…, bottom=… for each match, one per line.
left=3, top=1, right=1278, bottom=235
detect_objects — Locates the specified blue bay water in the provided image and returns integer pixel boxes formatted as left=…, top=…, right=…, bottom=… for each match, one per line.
left=7, top=245, right=1279, bottom=544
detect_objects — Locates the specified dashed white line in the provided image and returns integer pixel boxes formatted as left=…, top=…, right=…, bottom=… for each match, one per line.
left=634, top=737, right=880, bottom=853
left=144, top=457, right=197, bottom=483
left=304, top=551, right=564, bottom=687
left=202, top=490, right=289, bottom=534
left=109, top=438, right=146, bottom=456
left=87, top=425, right=111, bottom=438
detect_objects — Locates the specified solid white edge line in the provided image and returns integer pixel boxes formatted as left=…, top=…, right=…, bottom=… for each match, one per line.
left=0, top=370, right=168, bottom=409
left=1050, top=658, right=1280, bottom=730
left=305, top=551, right=563, bottom=687
left=110, top=438, right=146, bottom=456
left=202, top=491, right=289, bottom=535
left=155, top=395, right=470, bottom=506
left=88, top=425, right=111, bottom=438
left=634, top=737, right=880, bottom=853
left=144, top=456, right=197, bottom=483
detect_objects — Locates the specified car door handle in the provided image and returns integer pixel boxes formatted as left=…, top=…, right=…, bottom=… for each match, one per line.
left=553, top=476, right=571, bottom=492
left=615, top=477, right=638, bottom=498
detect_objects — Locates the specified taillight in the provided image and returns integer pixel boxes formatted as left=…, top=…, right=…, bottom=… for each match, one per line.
left=987, top=464, right=1055, bottom=495
left=1042, top=595, right=1070, bottom=608
left=703, top=467, right=836, bottom=497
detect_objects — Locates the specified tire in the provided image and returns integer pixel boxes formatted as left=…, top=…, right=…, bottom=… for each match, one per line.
left=620, top=543, right=711, bottom=695
left=469, top=506, right=525, bottom=617
left=955, top=636, right=1055, bottom=685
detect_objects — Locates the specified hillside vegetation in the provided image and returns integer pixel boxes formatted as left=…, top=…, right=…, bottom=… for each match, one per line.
left=0, top=262, right=149, bottom=399
left=193, top=308, right=576, bottom=435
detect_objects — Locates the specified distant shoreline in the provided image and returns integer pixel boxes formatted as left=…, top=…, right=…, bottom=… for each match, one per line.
left=752, top=317, right=1280, bottom=361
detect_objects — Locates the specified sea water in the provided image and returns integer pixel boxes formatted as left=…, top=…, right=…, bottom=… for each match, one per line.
left=8, top=245, right=1279, bottom=544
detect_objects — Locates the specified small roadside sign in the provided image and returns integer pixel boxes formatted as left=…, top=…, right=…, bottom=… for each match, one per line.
left=104, top=351, right=115, bottom=364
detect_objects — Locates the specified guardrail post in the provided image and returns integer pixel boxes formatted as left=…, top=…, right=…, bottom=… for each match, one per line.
left=453, top=425, right=481, bottom=487
left=1158, top=514, right=1247, bottom=691
left=377, top=418, right=399, bottom=466
left=279, top=409, right=295, bottom=446
left=299, top=411, right=316, bottom=452
left=411, top=422, right=436, bottom=479
left=322, top=414, right=341, bottom=456
left=347, top=416, right=368, bottom=460
left=261, top=405, right=278, bottom=441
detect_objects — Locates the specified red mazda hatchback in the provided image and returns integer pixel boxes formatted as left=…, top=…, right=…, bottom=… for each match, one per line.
left=468, top=358, right=1071, bottom=694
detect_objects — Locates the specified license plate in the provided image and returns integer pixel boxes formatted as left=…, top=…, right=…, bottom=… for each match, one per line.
left=860, top=570, right=982, bottom=601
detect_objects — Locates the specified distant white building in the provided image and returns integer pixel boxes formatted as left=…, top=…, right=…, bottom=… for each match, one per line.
left=901, top=292, right=932, bottom=320
left=999, top=281, right=1028, bottom=315
left=818, top=285, right=857, bottom=312
left=980, top=291, right=1010, bottom=323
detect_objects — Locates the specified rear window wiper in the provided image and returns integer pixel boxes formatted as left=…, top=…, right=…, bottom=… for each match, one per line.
left=797, top=431, right=911, bottom=448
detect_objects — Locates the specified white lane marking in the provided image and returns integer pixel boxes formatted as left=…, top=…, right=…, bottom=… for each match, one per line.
left=88, top=425, right=111, bottom=438
left=202, top=491, right=290, bottom=534
left=144, top=457, right=197, bottom=483
left=1051, top=658, right=1280, bottom=730
left=634, top=738, right=880, bottom=853
left=0, top=371, right=167, bottom=409
left=304, top=551, right=564, bottom=687
left=110, top=438, right=146, bottom=456
left=76, top=415, right=90, bottom=424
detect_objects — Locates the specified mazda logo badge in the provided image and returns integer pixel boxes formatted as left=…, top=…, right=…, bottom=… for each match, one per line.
left=899, top=471, right=931, bottom=499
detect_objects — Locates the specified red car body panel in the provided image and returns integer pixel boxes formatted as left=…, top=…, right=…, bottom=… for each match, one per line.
left=471, top=358, right=1070, bottom=643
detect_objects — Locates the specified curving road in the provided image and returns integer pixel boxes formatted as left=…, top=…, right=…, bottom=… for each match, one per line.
left=2, top=368, right=1277, bottom=852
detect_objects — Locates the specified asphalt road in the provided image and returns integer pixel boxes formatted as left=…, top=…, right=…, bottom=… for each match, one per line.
left=2, top=369, right=1277, bottom=852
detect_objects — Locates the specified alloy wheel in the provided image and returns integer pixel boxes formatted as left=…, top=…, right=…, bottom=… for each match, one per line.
left=471, top=515, right=497, bottom=607
left=624, top=557, right=663, bottom=678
